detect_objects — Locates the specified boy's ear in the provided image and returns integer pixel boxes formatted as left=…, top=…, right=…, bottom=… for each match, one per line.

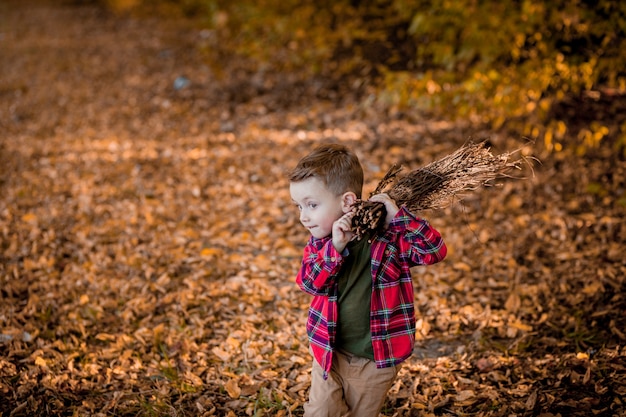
left=341, top=192, right=357, bottom=212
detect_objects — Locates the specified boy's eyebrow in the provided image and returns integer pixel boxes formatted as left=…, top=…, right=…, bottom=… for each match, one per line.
left=291, top=196, right=316, bottom=204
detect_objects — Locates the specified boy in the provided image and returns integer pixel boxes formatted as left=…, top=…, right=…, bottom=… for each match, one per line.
left=289, top=143, right=447, bottom=416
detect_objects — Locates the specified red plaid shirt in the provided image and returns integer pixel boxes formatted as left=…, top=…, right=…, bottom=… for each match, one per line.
left=296, top=207, right=447, bottom=378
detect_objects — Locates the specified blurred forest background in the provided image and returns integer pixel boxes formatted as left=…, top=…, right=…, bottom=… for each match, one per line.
left=1, top=0, right=624, bottom=416
left=105, top=0, right=626, bottom=156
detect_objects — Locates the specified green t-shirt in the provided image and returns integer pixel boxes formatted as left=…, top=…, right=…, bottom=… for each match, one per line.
left=335, top=234, right=374, bottom=359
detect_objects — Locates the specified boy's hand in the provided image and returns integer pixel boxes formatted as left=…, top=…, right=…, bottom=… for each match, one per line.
left=369, top=193, right=400, bottom=227
left=332, top=211, right=355, bottom=253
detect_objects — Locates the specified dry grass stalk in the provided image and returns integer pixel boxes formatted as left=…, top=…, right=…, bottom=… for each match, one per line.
left=351, top=140, right=524, bottom=239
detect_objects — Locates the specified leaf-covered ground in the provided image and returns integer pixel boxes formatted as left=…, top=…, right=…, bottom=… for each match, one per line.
left=1, top=2, right=625, bottom=416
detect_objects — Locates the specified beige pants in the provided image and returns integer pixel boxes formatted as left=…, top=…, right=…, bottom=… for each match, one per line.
left=303, top=349, right=400, bottom=417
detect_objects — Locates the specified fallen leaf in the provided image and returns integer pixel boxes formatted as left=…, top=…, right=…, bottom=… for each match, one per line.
left=225, top=378, right=241, bottom=399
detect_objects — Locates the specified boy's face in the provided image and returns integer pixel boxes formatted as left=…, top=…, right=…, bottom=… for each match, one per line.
left=290, top=177, right=349, bottom=239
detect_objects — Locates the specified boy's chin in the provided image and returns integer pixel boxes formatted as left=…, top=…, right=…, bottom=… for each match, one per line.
left=309, top=230, right=331, bottom=239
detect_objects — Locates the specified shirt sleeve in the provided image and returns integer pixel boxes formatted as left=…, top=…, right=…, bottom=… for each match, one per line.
left=388, top=206, right=447, bottom=266
left=295, top=236, right=345, bottom=296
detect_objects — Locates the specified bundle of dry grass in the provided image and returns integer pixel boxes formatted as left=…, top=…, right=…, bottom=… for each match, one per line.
left=351, top=140, right=525, bottom=239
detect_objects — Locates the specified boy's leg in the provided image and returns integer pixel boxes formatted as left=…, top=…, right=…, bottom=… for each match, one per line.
left=303, top=353, right=349, bottom=417
left=337, top=351, right=400, bottom=417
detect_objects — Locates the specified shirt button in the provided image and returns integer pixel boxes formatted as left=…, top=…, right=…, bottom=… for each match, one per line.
left=330, top=257, right=336, bottom=262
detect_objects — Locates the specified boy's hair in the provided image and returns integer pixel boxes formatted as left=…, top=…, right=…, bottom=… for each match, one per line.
left=289, top=143, right=363, bottom=198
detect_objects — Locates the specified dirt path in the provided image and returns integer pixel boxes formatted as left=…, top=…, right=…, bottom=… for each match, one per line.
left=1, top=0, right=220, bottom=139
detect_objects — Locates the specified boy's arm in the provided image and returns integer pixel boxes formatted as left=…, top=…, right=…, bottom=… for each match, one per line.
left=389, top=207, right=447, bottom=265
left=296, top=237, right=345, bottom=295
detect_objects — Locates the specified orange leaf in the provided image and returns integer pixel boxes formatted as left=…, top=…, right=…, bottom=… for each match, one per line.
left=225, top=378, right=241, bottom=399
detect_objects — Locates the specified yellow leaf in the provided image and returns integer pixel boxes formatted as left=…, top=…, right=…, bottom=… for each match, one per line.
left=228, top=253, right=247, bottom=264
left=22, top=258, right=38, bottom=271
left=185, top=371, right=204, bottom=386
left=79, top=294, right=90, bottom=305
left=225, top=378, right=241, bottom=399
left=260, top=369, right=278, bottom=379
left=289, top=355, right=306, bottom=365
left=211, top=347, right=231, bottom=362
left=201, top=247, right=223, bottom=257
left=509, top=320, right=532, bottom=332
left=253, top=254, right=272, bottom=269
left=275, top=238, right=300, bottom=257
left=35, top=357, right=47, bottom=367
left=525, top=390, right=538, bottom=410
left=582, top=281, right=603, bottom=296
left=453, top=262, right=472, bottom=272
left=505, top=293, right=521, bottom=313
left=21, top=213, right=38, bottom=224
left=226, top=336, right=241, bottom=349
left=152, top=323, right=166, bottom=341
left=144, top=210, right=154, bottom=225
left=455, top=389, right=476, bottom=402
left=416, top=318, right=431, bottom=339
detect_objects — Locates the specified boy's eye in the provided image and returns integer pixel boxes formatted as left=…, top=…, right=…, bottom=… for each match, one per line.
left=308, top=203, right=317, bottom=209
